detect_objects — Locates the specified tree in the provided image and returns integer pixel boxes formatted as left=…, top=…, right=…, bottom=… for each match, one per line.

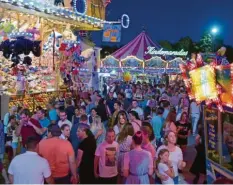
left=100, top=45, right=121, bottom=58
left=158, top=40, right=173, bottom=50
left=174, top=36, right=193, bottom=51
left=198, top=32, right=213, bottom=52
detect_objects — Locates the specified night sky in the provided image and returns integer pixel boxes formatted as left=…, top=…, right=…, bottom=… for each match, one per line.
left=92, top=0, right=233, bottom=47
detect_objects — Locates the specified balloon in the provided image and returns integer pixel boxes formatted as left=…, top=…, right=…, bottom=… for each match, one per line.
left=123, top=72, right=132, bottom=82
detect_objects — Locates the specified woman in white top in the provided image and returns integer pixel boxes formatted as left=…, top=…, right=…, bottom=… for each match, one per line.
left=156, top=131, right=186, bottom=184
left=117, top=123, right=134, bottom=183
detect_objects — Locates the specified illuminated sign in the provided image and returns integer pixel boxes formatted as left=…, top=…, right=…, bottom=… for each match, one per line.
left=145, top=47, right=188, bottom=56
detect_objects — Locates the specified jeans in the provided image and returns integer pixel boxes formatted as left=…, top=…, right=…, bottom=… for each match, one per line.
left=103, top=120, right=108, bottom=130
left=191, top=114, right=200, bottom=134
left=174, top=176, right=179, bottom=184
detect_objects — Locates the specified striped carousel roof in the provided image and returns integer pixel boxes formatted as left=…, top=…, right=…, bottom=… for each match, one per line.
left=112, top=31, right=161, bottom=61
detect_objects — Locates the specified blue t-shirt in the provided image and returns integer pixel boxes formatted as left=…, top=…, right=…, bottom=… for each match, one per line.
left=39, top=118, right=50, bottom=138
left=151, top=115, right=164, bottom=140
left=49, top=109, right=58, bottom=122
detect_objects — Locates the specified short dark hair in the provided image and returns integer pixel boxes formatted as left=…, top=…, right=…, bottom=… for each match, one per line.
left=47, top=124, right=61, bottom=137
left=61, top=124, right=70, bottom=130
left=37, top=108, right=46, bottom=115
left=9, top=115, right=16, bottom=122
left=157, top=107, right=164, bottom=115
left=106, top=128, right=115, bottom=135
left=80, top=114, right=88, bottom=122
left=59, top=110, right=66, bottom=115
left=66, top=99, right=72, bottom=105
left=26, top=136, right=39, bottom=150
left=163, top=101, right=170, bottom=108
left=114, top=101, right=121, bottom=107
left=132, top=131, right=143, bottom=145
left=20, top=109, right=31, bottom=116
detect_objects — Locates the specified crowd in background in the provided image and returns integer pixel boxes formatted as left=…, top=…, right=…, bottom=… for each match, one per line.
left=0, top=78, right=207, bottom=184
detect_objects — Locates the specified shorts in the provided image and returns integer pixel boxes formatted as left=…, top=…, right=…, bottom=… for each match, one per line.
left=12, top=142, right=18, bottom=149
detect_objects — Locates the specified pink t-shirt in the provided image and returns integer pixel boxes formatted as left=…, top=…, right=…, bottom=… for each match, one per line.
left=95, top=141, right=119, bottom=178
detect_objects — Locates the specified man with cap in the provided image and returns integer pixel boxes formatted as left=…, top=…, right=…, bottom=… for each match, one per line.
left=38, top=124, right=77, bottom=184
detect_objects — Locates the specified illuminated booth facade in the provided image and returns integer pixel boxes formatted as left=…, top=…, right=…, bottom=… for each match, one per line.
left=101, top=31, right=187, bottom=81
left=180, top=50, right=233, bottom=183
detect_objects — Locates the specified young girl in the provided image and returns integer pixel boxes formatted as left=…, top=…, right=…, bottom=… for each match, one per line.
left=157, top=149, right=175, bottom=184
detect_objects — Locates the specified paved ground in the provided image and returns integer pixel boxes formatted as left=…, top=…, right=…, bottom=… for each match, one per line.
left=179, top=135, right=206, bottom=184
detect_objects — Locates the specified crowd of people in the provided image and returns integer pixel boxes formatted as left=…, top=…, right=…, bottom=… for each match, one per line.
left=0, top=79, right=206, bottom=184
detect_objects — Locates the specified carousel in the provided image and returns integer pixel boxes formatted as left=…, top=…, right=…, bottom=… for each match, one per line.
left=101, top=31, right=187, bottom=83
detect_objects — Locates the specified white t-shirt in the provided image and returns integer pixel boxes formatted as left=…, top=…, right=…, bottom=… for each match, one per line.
left=95, top=141, right=119, bottom=178
left=158, top=163, right=174, bottom=184
left=58, top=119, right=72, bottom=128
left=156, top=145, right=183, bottom=177
left=8, top=151, right=51, bottom=184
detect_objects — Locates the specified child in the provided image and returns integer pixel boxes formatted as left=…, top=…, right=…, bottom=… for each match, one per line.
left=157, top=149, right=175, bottom=184
left=6, top=115, right=18, bottom=158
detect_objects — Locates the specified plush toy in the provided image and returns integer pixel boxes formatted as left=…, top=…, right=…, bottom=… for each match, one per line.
left=0, top=39, right=14, bottom=58
left=14, top=37, right=41, bottom=56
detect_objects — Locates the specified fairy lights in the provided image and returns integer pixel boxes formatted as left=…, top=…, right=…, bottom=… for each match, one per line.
left=73, top=0, right=87, bottom=15
left=0, top=0, right=119, bottom=28
left=121, top=14, right=130, bottom=28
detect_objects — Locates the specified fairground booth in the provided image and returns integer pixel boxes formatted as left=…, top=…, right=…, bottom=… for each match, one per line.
left=101, top=31, right=188, bottom=83
left=0, top=0, right=124, bottom=117
left=179, top=48, right=233, bottom=183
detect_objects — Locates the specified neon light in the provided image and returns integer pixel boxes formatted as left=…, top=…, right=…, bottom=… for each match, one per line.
left=145, top=47, right=188, bottom=56
left=74, top=0, right=87, bottom=15
left=121, top=14, right=130, bottom=28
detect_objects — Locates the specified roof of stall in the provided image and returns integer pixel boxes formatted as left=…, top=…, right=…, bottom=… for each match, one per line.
left=111, top=31, right=161, bottom=61
left=0, top=0, right=116, bottom=30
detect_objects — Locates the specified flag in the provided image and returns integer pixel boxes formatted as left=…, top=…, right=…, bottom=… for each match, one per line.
left=103, top=0, right=111, bottom=7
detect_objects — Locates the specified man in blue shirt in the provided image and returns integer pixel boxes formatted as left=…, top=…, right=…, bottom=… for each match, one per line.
left=37, top=109, right=50, bottom=138
left=151, top=107, right=165, bottom=147
left=47, top=101, right=58, bottom=124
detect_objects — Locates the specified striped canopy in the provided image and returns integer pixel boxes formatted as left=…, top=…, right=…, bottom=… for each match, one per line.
left=112, top=31, right=161, bottom=61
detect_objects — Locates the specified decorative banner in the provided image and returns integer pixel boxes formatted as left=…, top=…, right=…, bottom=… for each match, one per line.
left=102, top=56, right=119, bottom=67
left=189, top=65, right=218, bottom=102
left=145, top=47, right=188, bottom=56
left=144, top=56, right=167, bottom=69
left=102, top=24, right=121, bottom=42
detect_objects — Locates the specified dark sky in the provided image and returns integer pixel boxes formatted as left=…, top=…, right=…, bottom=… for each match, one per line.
left=92, top=0, right=233, bottom=47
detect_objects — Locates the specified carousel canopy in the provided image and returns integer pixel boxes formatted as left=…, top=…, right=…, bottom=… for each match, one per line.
left=111, top=31, right=161, bottom=61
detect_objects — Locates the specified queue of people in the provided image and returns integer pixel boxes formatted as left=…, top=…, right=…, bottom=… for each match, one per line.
left=0, top=79, right=205, bottom=184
